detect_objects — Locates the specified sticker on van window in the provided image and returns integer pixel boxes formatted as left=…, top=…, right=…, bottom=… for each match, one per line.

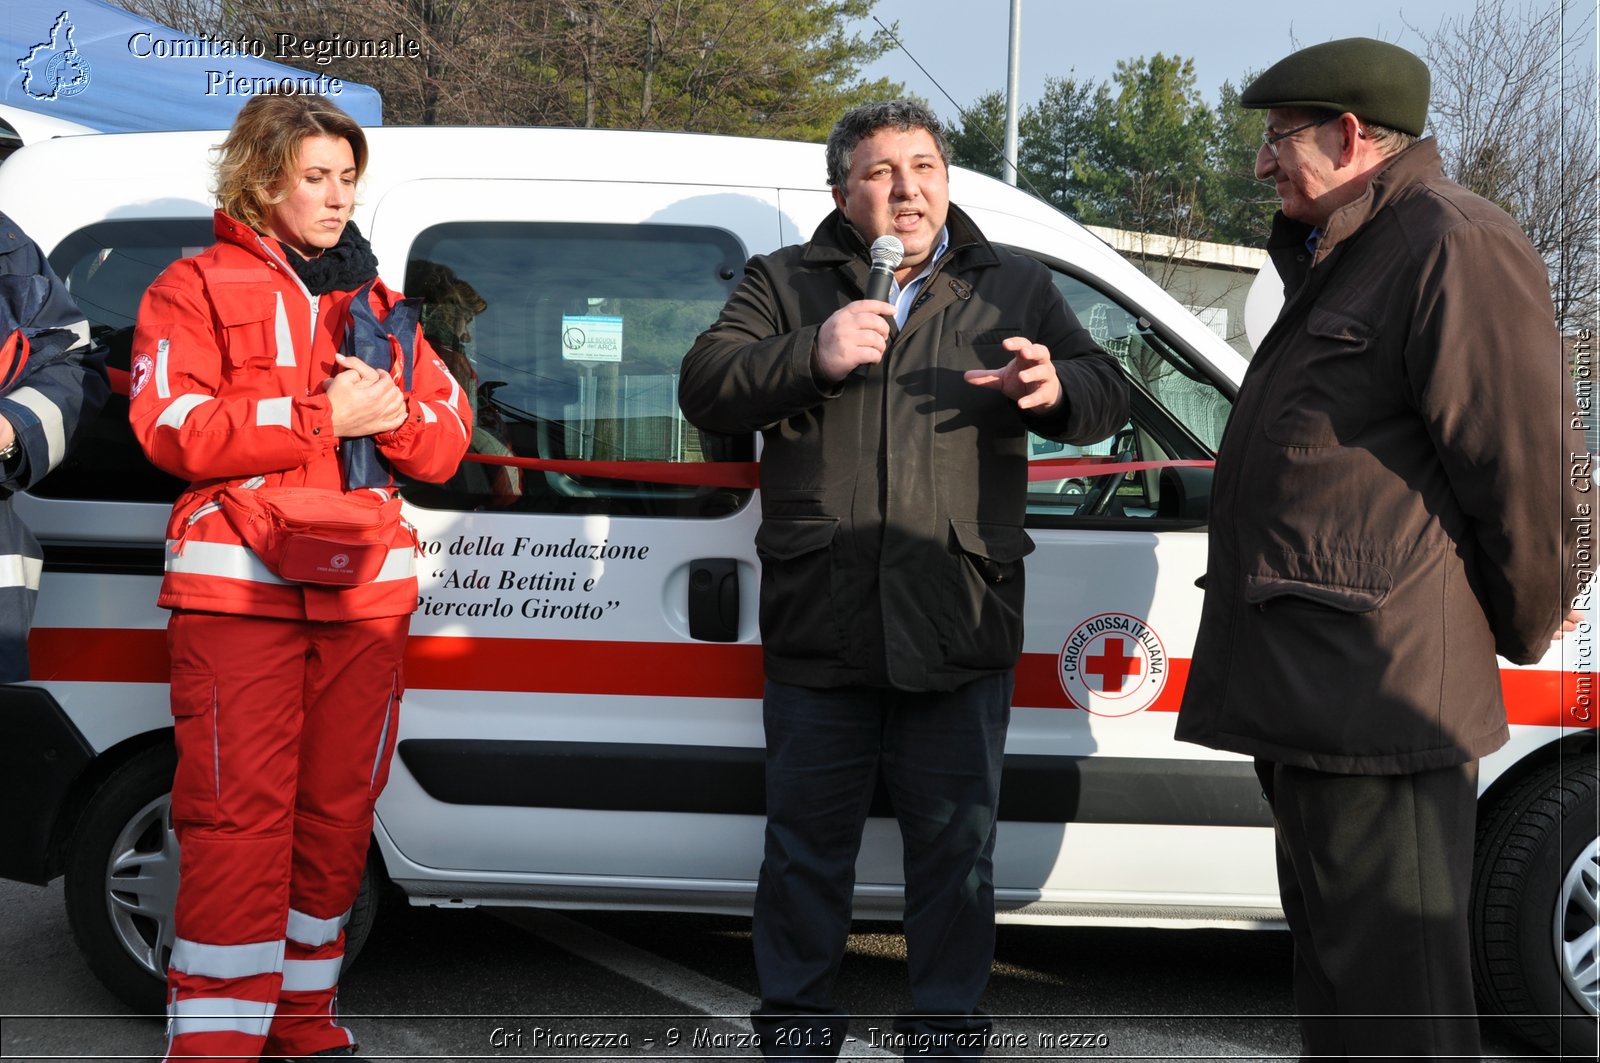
left=561, top=315, right=623, bottom=363
left=1058, top=613, right=1168, bottom=717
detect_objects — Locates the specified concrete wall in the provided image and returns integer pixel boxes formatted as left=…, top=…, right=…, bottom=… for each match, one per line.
left=1086, top=226, right=1266, bottom=360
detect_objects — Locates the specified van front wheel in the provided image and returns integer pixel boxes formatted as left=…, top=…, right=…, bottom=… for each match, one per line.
left=63, top=743, right=380, bottom=1013
left=1471, top=755, right=1599, bottom=1055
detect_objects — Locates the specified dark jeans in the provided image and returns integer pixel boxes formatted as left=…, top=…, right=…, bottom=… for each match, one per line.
left=1256, top=759, right=1482, bottom=1062
left=751, top=675, right=1012, bottom=1060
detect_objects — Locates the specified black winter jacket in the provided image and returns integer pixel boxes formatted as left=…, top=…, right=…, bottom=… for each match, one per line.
left=680, top=205, right=1127, bottom=691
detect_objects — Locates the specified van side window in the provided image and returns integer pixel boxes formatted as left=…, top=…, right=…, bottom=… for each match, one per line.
left=401, top=222, right=753, bottom=518
left=1024, top=269, right=1233, bottom=527
left=36, top=220, right=212, bottom=503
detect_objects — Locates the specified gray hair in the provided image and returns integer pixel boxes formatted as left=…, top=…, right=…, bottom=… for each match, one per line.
left=1361, top=121, right=1419, bottom=155
left=825, top=100, right=951, bottom=187
left=1289, top=106, right=1418, bottom=157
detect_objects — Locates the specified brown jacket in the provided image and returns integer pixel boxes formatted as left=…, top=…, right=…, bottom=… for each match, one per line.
left=1176, top=139, right=1580, bottom=773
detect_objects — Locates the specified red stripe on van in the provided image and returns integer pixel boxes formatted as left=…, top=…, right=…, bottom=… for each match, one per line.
left=403, top=635, right=766, bottom=697
left=24, top=628, right=1596, bottom=729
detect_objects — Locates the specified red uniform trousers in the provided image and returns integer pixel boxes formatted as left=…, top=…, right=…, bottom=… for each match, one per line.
left=161, top=610, right=407, bottom=1062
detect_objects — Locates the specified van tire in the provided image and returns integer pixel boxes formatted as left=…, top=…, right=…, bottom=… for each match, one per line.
left=63, top=743, right=380, bottom=1012
left=1470, top=755, right=1599, bottom=1056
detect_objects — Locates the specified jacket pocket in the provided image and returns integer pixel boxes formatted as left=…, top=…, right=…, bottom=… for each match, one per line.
left=168, top=668, right=219, bottom=827
left=1262, top=306, right=1377, bottom=448
left=754, top=516, right=843, bottom=660
left=941, top=519, right=1034, bottom=668
left=1243, top=552, right=1392, bottom=613
left=211, top=286, right=280, bottom=371
left=1243, top=575, right=1387, bottom=613
left=949, top=519, right=1034, bottom=581
left=958, top=327, right=1026, bottom=369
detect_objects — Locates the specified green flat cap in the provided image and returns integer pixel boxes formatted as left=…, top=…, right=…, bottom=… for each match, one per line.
left=1242, top=37, right=1430, bottom=136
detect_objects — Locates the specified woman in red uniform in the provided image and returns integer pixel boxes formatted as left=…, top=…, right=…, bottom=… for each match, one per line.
left=129, top=93, right=471, bottom=1062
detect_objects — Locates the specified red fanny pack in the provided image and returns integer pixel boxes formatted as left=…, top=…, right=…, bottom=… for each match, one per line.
left=217, top=485, right=402, bottom=586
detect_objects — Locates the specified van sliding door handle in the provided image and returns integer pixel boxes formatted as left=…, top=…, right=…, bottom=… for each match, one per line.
left=688, top=558, right=740, bottom=642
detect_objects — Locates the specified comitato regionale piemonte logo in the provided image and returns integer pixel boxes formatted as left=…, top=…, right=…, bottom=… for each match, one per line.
left=18, top=10, right=93, bottom=101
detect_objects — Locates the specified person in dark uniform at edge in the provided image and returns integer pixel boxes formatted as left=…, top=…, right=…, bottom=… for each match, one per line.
left=678, top=100, right=1128, bottom=1058
left=0, top=211, right=109, bottom=681
left=1174, top=38, right=1584, bottom=1062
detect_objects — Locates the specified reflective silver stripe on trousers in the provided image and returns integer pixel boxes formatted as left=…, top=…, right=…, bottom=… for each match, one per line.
left=286, top=907, right=349, bottom=947
left=369, top=682, right=395, bottom=790
left=281, top=956, right=343, bottom=993
left=0, top=553, right=42, bottom=591
left=170, top=937, right=285, bottom=980
left=168, top=996, right=276, bottom=1037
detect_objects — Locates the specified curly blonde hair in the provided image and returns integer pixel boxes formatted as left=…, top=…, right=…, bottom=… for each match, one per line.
left=214, top=93, right=367, bottom=232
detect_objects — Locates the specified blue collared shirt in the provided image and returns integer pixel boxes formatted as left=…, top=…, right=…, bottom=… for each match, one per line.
left=889, top=227, right=950, bottom=328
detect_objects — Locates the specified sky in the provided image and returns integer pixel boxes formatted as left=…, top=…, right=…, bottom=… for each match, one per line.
left=848, top=0, right=1570, bottom=115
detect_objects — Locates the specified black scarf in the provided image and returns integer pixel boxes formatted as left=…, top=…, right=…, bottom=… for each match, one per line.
left=280, top=221, right=380, bottom=295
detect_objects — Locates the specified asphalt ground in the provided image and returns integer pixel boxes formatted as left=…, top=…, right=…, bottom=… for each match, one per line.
left=0, top=876, right=1553, bottom=1062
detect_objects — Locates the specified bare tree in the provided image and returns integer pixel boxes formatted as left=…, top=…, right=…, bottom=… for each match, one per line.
left=1413, top=0, right=1598, bottom=332
left=114, top=0, right=901, bottom=136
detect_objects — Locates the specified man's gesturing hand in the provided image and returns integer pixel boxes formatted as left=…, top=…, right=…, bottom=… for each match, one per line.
left=814, top=300, right=897, bottom=383
left=963, top=336, right=1062, bottom=410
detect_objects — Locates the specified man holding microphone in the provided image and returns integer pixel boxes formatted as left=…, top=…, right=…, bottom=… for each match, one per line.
left=680, top=99, right=1126, bottom=1058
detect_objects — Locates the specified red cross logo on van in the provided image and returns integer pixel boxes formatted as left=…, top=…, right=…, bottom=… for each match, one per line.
left=1058, top=613, right=1168, bottom=717
left=1085, top=638, right=1142, bottom=693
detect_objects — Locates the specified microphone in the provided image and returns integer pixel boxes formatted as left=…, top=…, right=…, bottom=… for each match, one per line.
left=850, top=235, right=904, bottom=379
left=864, top=235, right=904, bottom=305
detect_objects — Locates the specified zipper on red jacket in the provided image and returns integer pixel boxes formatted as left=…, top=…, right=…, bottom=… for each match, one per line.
left=253, top=234, right=320, bottom=349
left=172, top=476, right=267, bottom=555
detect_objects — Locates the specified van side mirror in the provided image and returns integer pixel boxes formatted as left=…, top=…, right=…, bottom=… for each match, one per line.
left=1156, top=465, right=1212, bottom=522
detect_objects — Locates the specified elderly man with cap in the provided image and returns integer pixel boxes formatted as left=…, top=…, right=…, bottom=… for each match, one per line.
left=1175, top=37, right=1582, bottom=1061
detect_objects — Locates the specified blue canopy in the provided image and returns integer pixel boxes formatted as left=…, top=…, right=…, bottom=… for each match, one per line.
left=4, top=0, right=382, bottom=132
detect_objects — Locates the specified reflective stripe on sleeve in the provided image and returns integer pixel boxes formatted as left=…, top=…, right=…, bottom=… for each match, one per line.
left=170, top=937, right=285, bottom=980
left=286, top=907, right=349, bottom=948
left=155, top=393, right=213, bottom=431
left=64, top=318, right=92, bottom=349
left=4, top=386, right=67, bottom=471
left=429, top=398, right=469, bottom=440
left=280, top=956, right=343, bottom=993
left=255, top=396, right=292, bottom=429
left=0, top=553, right=42, bottom=591
left=169, top=996, right=276, bottom=1038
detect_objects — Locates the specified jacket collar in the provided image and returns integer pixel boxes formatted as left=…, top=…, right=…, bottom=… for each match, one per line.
left=799, top=202, right=999, bottom=276
left=1267, top=137, right=1445, bottom=288
left=213, top=209, right=270, bottom=253
left=211, top=209, right=303, bottom=275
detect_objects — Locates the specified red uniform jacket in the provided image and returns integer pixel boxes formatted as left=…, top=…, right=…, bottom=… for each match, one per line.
left=130, top=212, right=471, bottom=621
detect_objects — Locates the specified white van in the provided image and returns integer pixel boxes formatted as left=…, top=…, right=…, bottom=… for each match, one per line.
left=0, top=126, right=1592, bottom=1055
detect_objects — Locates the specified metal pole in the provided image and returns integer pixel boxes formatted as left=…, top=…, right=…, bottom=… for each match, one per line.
left=1003, top=0, right=1022, bottom=185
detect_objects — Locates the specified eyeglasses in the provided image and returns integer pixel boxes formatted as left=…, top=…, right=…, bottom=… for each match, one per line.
left=1260, top=115, right=1336, bottom=159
